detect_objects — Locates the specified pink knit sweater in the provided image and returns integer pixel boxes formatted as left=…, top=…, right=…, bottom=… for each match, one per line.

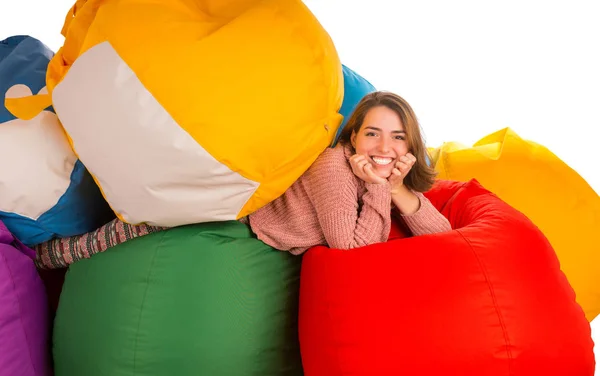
left=247, top=142, right=452, bottom=255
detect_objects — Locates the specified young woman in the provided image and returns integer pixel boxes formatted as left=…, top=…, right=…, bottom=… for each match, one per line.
left=244, top=90, right=451, bottom=254
left=34, top=91, right=451, bottom=268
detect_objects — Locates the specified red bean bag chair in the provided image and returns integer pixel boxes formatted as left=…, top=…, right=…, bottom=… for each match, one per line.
left=299, top=179, right=595, bottom=376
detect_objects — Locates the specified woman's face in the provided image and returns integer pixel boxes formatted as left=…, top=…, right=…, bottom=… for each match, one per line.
left=351, top=105, right=410, bottom=179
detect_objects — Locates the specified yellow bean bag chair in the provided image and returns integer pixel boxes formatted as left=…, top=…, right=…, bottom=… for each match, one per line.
left=429, top=127, right=600, bottom=321
left=11, top=0, right=343, bottom=227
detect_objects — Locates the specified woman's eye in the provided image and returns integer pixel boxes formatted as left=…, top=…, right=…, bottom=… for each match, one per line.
left=395, top=136, right=405, bottom=140
left=365, top=132, right=377, bottom=137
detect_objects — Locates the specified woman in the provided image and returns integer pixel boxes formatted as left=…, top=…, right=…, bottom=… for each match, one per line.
left=245, top=90, right=451, bottom=254
left=34, top=91, right=451, bottom=268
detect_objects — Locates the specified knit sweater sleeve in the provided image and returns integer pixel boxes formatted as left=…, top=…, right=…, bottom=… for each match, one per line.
left=304, top=147, right=392, bottom=250
left=399, top=191, right=452, bottom=236
left=33, top=218, right=167, bottom=269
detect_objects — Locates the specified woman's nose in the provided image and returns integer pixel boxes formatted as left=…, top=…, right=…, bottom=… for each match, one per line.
left=378, top=138, right=390, bottom=153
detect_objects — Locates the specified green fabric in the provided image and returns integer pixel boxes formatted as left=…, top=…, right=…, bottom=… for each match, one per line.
left=53, top=221, right=304, bottom=376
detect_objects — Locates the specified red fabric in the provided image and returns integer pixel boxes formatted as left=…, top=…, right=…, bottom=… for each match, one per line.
left=388, top=212, right=411, bottom=240
left=298, top=179, right=595, bottom=376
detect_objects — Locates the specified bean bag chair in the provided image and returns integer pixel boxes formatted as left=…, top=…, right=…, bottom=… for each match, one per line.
left=12, top=0, right=343, bottom=228
left=331, top=65, right=376, bottom=147
left=429, top=127, right=600, bottom=321
left=53, top=221, right=303, bottom=376
left=0, top=220, right=51, bottom=376
left=299, top=179, right=595, bottom=376
left=0, top=35, right=114, bottom=246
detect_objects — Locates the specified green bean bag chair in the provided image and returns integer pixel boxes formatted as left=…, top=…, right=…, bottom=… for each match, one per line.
left=52, top=221, right=303, bottom=376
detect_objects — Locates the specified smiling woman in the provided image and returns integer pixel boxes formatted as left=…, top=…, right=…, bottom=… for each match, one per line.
left=339, top=91, right=436, bottom=192
left=246, top=91, right=451, bottom=254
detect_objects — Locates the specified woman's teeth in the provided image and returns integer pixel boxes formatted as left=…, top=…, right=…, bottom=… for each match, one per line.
left=371, top=156, right=393, bottom=166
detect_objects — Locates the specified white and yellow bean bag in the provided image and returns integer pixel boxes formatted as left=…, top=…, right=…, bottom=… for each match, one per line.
left=429, top=127, right=600, bottom=322
left=16, top=0, right=343, bottom=227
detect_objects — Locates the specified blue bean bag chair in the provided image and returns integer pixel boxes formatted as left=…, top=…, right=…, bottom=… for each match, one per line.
left=331, top=64, right=376, bottom=146
left=0, top=35, right=113, bottom=246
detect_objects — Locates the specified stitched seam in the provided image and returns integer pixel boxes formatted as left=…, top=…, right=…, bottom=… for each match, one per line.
left=457, top=229, right=514, bottom=375
left=0, top=250, right=38, bottom=375
left=132, top=231, right=166, bottom=375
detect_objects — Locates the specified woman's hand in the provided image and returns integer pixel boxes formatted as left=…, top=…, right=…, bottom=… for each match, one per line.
left=389, top=153, right=417, bottom=193
left=389, top=153, right=420, bottom=214
left=349, top=154, right=388, bottom=185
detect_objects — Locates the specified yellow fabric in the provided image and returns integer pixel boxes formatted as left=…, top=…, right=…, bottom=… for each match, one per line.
left=430, top=127, right=600, bottom=321
left=5, top=94, right=52, bottom=121
left=46, top=0, right=343, bottom=220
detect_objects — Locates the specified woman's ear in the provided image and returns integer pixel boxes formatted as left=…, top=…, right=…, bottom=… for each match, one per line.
left=350, top=130, right=357, bottom=148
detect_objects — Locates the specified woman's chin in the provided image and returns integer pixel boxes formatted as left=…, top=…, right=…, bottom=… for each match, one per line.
left=368, top=162, right=393, bottom=179
left=375, top=169, right=393, bottom=179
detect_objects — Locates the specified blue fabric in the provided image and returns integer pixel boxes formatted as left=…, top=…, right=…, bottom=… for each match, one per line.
left=331, top=64, right=376, bottom=147
left=0, top=35, right=114, bottom=246
left=0, top=160, right=115, bottom=246
left=0, top=35, right=54, bottom=120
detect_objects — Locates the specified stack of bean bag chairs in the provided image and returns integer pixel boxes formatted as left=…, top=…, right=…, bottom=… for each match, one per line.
left=299, top=179, right=596, bottom=376
left=6, top=2, right=597, bottom=376
left=9, top=2, right=386, bottom=375
left=25, top=1, right=346, bottom=374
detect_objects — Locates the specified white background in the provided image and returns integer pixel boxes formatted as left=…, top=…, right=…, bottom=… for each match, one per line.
left=1, top=0, right=598, bottom=372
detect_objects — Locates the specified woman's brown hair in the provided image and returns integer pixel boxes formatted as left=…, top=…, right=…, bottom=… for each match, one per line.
left=338, top=91, right=437, bottom=192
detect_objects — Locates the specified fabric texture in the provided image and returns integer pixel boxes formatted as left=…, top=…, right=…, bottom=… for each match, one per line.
left=43, top=0, right=344, bottom=224
left=52, top=221, right=304, bottom=376
left=331, top=65, right=376, bottom=147
left=0, top=35, right=114, bottom=246
left=248, top=142, right=452, bottom=254
left=298, top=179, right=595, bottom=376
left=430, top=127, right=600, bottom=321
left=0, top=220, right=51, bottom=376
left=34, top=217, right=165, bottom=269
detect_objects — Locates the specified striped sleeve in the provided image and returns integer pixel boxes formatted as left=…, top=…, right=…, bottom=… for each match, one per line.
left=34, top=218, right=167, bottom=269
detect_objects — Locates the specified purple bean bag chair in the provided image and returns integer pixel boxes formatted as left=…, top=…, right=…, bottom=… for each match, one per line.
left=0, top=220, right=50, bottom=376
